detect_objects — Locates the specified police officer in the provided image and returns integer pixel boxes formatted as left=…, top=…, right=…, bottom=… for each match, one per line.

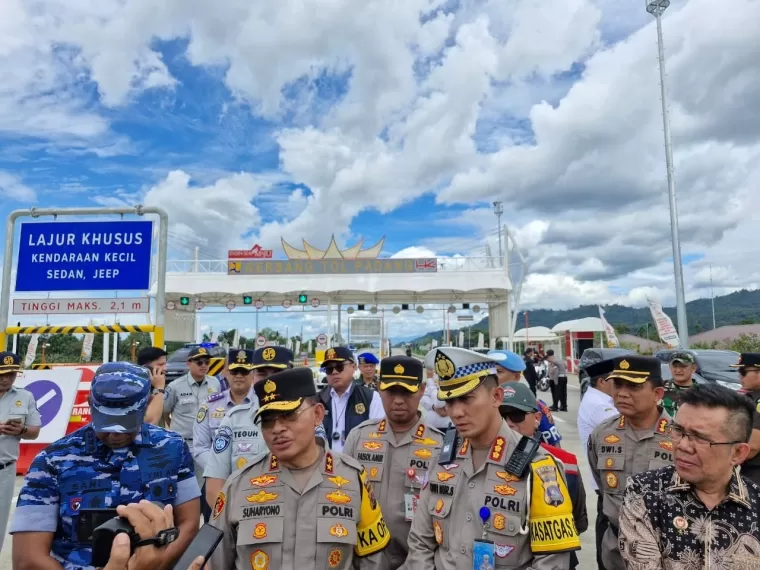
left=587, top=355, right=673, bottom=570
left=319, top=346, right=384, bottom=452
left=10, top=362, right=200, bottom=569
left=0, top=351, right=41, bottom=551
left=356, top=352, right=380, bottom=389
left=203, top=346, right=302, bottom=506
left=405, top=347, right=580, bottom=569
left=487, top=349, right=562, bottom=447
left=735, top=352, right=760, bottom=485
left=499, top=382, right=588, bottom=569
left=209, top=366, right=391, bottom=570
left=344, top=356, right=444, bottom=569
left=193, top=348, right=256, bottom=521
left=576, top=358, right=617, bottom=570
left=163, top=346, right=222, bottom=486
left=662, top=351, right=698, bottom=417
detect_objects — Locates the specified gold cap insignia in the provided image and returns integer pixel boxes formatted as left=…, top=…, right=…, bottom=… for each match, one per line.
left=236, top=350, right=247, bottom=363
left=394, top=364, right=405, bottom=374
left=434, top=352, right=455, bottom=380
left=619, top=360, right=630, bottom=370
left=262, top=348, right=276, bottom=361
left=326, top=349, right=336, bottom=360
left=198, top=347, right=207, bottom=354
left=264, top=379, right=277, bottom=394
left=3, top=356, right=14, bottom=365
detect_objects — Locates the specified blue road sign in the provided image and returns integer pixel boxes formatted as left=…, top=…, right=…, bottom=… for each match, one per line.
left=16, top=220, right=153, bottom=292
left=24, top=379, right=63, bottom=427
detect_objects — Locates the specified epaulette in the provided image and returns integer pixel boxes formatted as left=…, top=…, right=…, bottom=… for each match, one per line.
left=354, top=417, right=383, bottom=431
left=339, top=452, right=365, bottom=473
left=424, top=424, right=445, bottom=436
left=207, top=391, right=226, bottom=403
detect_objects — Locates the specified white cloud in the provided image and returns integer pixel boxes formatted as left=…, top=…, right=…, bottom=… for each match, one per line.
left=0, top=171, right=36, bottom=202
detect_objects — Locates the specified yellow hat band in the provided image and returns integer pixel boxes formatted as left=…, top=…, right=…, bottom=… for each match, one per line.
left=253, top=397, right=304, bottom=423
left=608, top=373, right=649, bottom=384
left=379, top=380, right=420, bottom=392
left=437, top=378, right=483, bottom=400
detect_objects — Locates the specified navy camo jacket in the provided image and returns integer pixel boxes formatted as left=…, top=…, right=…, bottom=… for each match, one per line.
left=10, top=423, right=200, bottom=570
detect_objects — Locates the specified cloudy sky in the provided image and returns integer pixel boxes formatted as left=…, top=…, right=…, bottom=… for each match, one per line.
left=1, top=0, right=759, bottom=341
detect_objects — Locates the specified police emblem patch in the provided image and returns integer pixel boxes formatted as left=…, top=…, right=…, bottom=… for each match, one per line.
left=433, top=520, right=444, bottom=545
left=355, top=403, right=366, bottom=414
left=493, top=513, right=506, bottom=530
left=262, top=348, right=276, bottom=361
left=213, top=429, right=231, bottom=453
left=253, top=523, right=267, bottom=539
left=605, top=473, right=619, bottom=489
left=3, top=356, right=14, bottom=365
left=434, top=499, right=444, bottom=513
left=495, top=544, right=515, bottom=558
left=251, top=550, right=269, bottom=570
left=329, top=523, right=348, bottom=538
left=212, top=492, right=226, bottom=519
left=196, top=405, right=208, bottom=423
left=370, top=467, right=379, bottom=478
left=236, top=457, right=247, bottom=469
left=69, top=497, right=82, bottom=511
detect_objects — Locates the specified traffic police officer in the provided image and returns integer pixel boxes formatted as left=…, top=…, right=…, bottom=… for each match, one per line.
left=10, top=362, right=200, bottom=570
left=587, top=355, right=673, bottom=570
left=662, top=351, right=698, bottom=417
left=0, top=351, right=41, bottom=551
left=164, top=346, right=222, bottom=485
left=193, top=348, right=256, bottom=520
left=405, top=347, right=580, bottom=569
left=356, top=352, right=380, bottom=389
left=344, top=356, right=444, bottom=569
left=209, top=366, right=391, bottom=570
left=499, top=382, right=588, bottom=569
left=734, top=352, right=760, bottom=485
left=204, top=346, right=304, bottom=505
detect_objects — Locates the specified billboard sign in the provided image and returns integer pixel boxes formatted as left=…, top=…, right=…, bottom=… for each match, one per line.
left=228, top=244, right=273, bottom=259
left=15, top=221, right=153, bottom=292
left=228, top=258, right=438, bottom=276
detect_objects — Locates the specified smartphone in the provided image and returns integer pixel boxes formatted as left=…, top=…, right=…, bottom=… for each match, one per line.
left=172, top=524, right=224, bottom=570
left=8, top=416, right=24, bottom=425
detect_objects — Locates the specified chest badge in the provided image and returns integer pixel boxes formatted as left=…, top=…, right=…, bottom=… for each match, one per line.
left=363, top=441, right=383, bottom=451
left=605, top=473, right=619, bottom=489
left=433, top=520, right=444, bottom=545
left=369, top=467, right=379, bottom=478
left=437, top=472, right=455, bottom=482
left=604, top=435, right=621, bottom=444
left=326, top=491, right=352, bottom=504
left=236, top=457, right=247, bottom=469
left=250, top=474, right=278, bottom=487
left=494, top=484, right=517, bottom=496
left=434, top=499, right=444, bottom=513
left=327, top=475, right=351, bottom=489
left=355, top=403, right=366, bottom=414
left=414, top=437, right=439, bottom=446
left=253, top=523, right=267, bottom=539
left=330, top=523, right=349, bottom=538
left=605, top=458, right=615, bottom=469
left=495, top=471, right=520, bottom=483
left=659, top=441, right=674, bottom=451
left=328, top=549, right=342, bottom=568
left=251, top=550, right=269, bottom=570
left=673, top=516, right=689, bottom=531
left=246, top=491, right=279, bottom=503
left=414, top=448, right=432, bottom=459
left=493, top=513, right=506, bottom=530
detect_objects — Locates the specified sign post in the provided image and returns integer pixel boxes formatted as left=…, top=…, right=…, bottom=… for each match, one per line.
left=0, top=206, right=169, bottom=351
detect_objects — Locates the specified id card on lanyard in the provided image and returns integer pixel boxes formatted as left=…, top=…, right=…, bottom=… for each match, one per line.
left=404, top=468, right=421, bottom=522
left=472, top=540, right=495, bottom=570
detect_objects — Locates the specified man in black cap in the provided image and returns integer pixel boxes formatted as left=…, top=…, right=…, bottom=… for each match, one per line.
left=576, top=358, right=617, bottom=570
left=663, top=351, right=698, bottom=418
left=587, top=355, right=673, bottom=570
left=209, top=367, right=391, bottom=569
left=344, top=356, right=444, bottom=569
left=318, top=346, right=384, bottom=452
left=735, top=353, right=760, bottom=486
left=0, top=351, right=41, bottom=551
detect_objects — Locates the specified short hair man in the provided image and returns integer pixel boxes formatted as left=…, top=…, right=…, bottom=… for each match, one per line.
left=209, top=367, right=390, bottom=569
left=356, top=352, right=380, bottom=389
left=11, top=362, right=200, bottom=569
left=619, top=383, right=758, bottom=568
left=662, top=351, right=697, bottom=418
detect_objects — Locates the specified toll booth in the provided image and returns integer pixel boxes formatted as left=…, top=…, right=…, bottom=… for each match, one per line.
left=551, top=317, right=605, bottom=373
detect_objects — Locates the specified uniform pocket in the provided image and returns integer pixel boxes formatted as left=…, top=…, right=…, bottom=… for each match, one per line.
left=428, top=497, right=453, bottom=549
left=316, top=518, right=357, bottom=570
left=597, top=456, right=626, bottom=495
left=238, top=519, right=283, bottom=570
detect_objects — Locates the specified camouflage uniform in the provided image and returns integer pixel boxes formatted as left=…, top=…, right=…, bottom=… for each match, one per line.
left=9, top=362, right=200, bottom=570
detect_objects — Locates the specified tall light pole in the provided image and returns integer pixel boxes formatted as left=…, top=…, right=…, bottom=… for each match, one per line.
left=646, top=0, right=689, bottom=348
left=493, top=201, right=504, bottom=262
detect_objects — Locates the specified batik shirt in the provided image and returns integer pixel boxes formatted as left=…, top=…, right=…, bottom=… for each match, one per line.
left=619, top=465, right=760, bottom=570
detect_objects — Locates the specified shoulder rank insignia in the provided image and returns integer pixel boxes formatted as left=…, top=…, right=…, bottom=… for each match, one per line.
left=325, top=452, right=334, bottom=474
left=415, top=424, right=426, bottom=438
left=657, top=418, right=669, bottom=434
left=208, top=391, right=225, bottom=402
left=269, top=455, right=279, bottom=471
left=489, top=436, right=506, bottom=462
left=377, top=419, right=387, bottom=432
left=617, top=416, right=626, bottom=429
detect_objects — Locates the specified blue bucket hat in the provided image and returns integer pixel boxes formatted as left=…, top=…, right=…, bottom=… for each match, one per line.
left=90, top=362, right=151, bottom=433
left=487, top=350, right=526, bottom=373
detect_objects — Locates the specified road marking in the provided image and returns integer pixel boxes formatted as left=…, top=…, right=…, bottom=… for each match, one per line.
left=553, top=416, right=566, bottom=424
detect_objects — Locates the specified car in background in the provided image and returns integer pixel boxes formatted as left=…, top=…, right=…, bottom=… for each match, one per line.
left=653, top=349, right=741, bottom=390
left=165, top=343, right=226, bottom=384
left=579, top=347, right=636, bottom=399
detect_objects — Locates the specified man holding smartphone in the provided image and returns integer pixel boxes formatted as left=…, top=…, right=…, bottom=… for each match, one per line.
left=137, top=346, right=168, bottom=426
left=0, top=351, right=41, bottom=551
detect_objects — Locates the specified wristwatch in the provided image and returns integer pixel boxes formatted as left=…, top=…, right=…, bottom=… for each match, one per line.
left=152, top=388, right=166, bottom=396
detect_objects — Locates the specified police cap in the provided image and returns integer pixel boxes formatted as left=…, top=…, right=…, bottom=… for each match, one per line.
left=379, top=356, right=423, bottom=392
left=731, top=353, right=760, bottom=370
left=322, top=346, right=355, bottom=365
left=0, top=352, right=21, bottom=373
left=187, top=346, right=211, bottom=361
left=253, top=367, right=316, bottom=424
left=228, top=348, right=255, bottom=371
left=252, top=346, right=293, bottom=370
left=608, top=355, right=662, bottom=384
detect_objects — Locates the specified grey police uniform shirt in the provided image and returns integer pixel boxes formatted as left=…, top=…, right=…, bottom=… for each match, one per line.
left=343, top=416, right=444, bottom=569
left=587, top=409, right=673, bottom=570
left=203, top=398, right=267, bottom=480
left=0, top=386, right=41, bottom=463
left=163, top=373, right=222, bottom=440
left=193, top=388, right=255, bottom=472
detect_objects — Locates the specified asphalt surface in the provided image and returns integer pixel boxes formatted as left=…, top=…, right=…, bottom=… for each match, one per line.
left=1, top=375, right=597, bottom=569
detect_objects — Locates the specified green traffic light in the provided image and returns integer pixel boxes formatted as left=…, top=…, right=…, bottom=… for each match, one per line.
left=298, top=294, right=308, bottom=303
left=243, top=296, right=252, bottom=305
left=180, top=297, right=190, bottom=306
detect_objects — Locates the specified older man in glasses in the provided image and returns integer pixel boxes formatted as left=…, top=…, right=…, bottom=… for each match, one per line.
left=209, top=367, right=391, bottom=570
left=619, top=383, right=760, bottom=569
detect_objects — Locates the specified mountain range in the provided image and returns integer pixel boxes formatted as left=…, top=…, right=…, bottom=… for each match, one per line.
left=405, top=288, right=760, bottom=345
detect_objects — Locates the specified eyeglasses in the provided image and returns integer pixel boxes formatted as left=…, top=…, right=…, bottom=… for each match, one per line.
left=324, top=363, right=345, bottom=375
left=668, top=425, right=742, bottom=448
left=259, top=405, right=315, bottom=429
left=503, top=410, right=529, bottom=424
left=229, top=369, right=251, bottom=377
left=193, top=359, right=210, bottom=366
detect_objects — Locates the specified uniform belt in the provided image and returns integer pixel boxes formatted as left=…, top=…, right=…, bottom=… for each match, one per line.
left=0, top=460, right=16, bottom=471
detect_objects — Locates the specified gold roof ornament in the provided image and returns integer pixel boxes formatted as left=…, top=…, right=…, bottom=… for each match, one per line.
left=280, top=235, right=385, bottom=260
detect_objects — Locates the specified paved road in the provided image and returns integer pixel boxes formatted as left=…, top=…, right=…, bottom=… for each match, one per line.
left=1, top=375, right=597, bottom=569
